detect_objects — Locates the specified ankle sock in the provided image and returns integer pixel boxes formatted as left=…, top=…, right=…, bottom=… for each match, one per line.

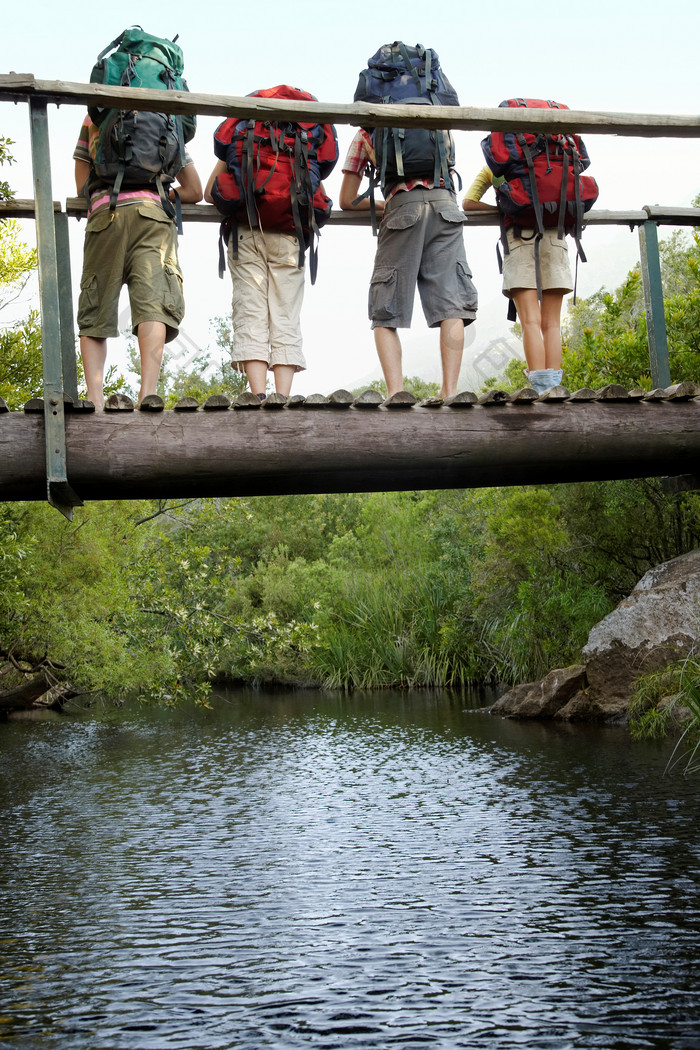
left=528, top=368, right=563, bottom=394
left=528, top=369, right=551, bottom=394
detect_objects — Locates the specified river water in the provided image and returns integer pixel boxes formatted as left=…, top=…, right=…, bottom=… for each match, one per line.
left=1, top=689, right=699, bottom=1049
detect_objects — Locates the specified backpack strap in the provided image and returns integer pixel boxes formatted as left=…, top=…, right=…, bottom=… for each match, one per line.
left=153, top=132, right=180, bottom=230
left=95, top=30, right=128, bottom=65
left=533, top=234, right=543, bottom=304
left=516, top=133, right=545, bottom=240
left=432, top=131, right=455, bottom=191
left=242, top=120, right=260, bottom=229
left=290, top=127, right=325, bottom=280
left=172, top=109, right=187, bottom=176
left=243, top=122, right=285, bottom=231
left=570, top=137, right=587, bottom=262
left=515, top=131, right=545, bottom=302
left=218, top=217, right=237, bottom=278
left=397, top=42, right=423, bottom=96
left=369, top=175, right=379, bottom=237
left=351, top=162, right=381, bottom=237
left=423, top=47, right=441, bottom=105
left=290, top=129, right=310, bottom=267
left=160, top=181, right=181, bottom=231
left=433, top=131, right=443, bottom=188
left=109, top=156, right=127, bottom=212
left=385, top=126, right=404, bottom=181
left=557, top=144, right=569, bottom=241
left=497, top=223, right=518, bottom=322
left=568, top=140, right=586, bottom=310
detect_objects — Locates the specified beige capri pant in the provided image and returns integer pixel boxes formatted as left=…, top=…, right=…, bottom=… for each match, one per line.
left=228, top=226, right=306, bottom=372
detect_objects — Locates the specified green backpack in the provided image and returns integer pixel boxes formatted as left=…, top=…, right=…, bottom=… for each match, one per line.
left=88, top=27, right=196, bottom=219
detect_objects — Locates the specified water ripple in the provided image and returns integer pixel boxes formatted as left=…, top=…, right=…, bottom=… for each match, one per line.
left=1, top=691, right=699, bottom=1048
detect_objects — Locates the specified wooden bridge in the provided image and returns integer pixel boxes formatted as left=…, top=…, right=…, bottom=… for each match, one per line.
left=1, top=384, right=699, bottom=502
left=1, top=75, right=699, bottom=515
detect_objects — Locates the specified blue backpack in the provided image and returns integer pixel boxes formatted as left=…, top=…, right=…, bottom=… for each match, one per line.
left=353, top=42, right=459, bottom=200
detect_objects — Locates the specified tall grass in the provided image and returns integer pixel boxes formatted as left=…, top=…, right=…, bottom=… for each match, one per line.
left=630, top=650, right=700, bottom=774
left=314, top=570, right=472, bottom=689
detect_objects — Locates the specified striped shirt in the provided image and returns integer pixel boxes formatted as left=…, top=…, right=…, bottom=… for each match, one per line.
left=73, top=115, right=192, bottom=216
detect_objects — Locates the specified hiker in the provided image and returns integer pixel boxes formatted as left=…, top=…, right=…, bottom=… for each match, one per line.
left=75, top=29, right=202, bottom=409
left=205, top=85, right=338, bottom=399
left=463, top=165, right=570, bottom=394
left=466, top=99, right=598, bottom=395
left=340, top=42, right=478, bottom=400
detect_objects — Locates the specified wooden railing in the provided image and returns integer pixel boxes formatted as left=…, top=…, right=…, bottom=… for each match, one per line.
left=4, top=74, right=700, bottom=135
left=1, top=74, right=699, bottom=516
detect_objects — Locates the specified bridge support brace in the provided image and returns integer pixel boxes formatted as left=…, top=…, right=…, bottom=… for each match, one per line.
left=28, top=98, right=81, bottom=519
left=638, top=218, right=672, bottom=389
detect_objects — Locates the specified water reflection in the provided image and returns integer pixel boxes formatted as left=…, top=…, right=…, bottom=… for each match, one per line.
left=1, top=689, right=699, bottom=1048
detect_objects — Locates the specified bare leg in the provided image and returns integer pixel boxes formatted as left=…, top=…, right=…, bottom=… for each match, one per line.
left=136, top=321, right=166, bottom=404
left=511, top=289, right=545, bottom=371
left=80, top=336, right=108, bottom=409
left=272, top=364, right=296, bottom=397
left=439, top=318, right=465, bottom=398
left=244, top=359, right=269, bottom=397
left=540, top=291, right=565, bottom=369
left=374, top=327, right=403, bottom=397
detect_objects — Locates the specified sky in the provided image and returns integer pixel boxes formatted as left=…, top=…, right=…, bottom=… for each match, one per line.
left=2, top=0, right=700, bottom=396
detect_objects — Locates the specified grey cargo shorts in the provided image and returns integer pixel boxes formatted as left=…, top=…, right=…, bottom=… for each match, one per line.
left=368, top=187, right=478, bottom=329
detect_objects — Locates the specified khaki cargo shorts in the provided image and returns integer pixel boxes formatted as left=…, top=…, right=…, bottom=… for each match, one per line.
left=77, top=202, right=184, bottom=343
left=502, top=228, right=574, bottom=296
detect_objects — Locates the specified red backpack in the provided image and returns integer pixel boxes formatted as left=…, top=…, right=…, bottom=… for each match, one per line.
left=211, top=85, right=338, bottom=283
left=481, top=99, right=599, bottom=309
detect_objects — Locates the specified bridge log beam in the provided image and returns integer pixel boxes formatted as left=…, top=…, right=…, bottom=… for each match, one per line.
left=0, top=401, right=698, bottom=502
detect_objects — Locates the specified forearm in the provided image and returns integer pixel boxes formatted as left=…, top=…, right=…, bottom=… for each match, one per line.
left=463, top=198, right=498, bottom=213
left=174, top=164, right=203, bottom=204
left=339, top=171, right=384, bottom=212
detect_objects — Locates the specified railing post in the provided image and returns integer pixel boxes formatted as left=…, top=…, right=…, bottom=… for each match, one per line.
left=54, top=211, right=79, bottom=401
left=28, top=97, right=82, bottom=518
left=638, top=217, right=671, bottom=389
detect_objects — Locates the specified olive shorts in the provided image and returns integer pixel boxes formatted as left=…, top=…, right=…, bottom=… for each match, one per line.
left=369, top=187, right=478, bottom=330
left=77, top=202, right=184, bottom=343
left=502, top=228, right=574, bottom=297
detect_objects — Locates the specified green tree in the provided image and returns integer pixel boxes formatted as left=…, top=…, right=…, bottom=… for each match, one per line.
left=562, top=210, right=700, bottom=390
left=0, top=219, right=36, bottom=289
left=0, top=138, right=42, bottom=408
left=0, top=136, right=16, bottom=201
left=0, top=309, right=43, bottom=408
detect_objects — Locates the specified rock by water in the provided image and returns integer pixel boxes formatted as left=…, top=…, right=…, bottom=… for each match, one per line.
left=490, top=548, right=700, bottom=723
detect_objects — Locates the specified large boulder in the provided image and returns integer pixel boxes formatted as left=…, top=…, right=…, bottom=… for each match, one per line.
left=583, top=548, right=700, bottom=706
left=489, top=548, right=700, bottom=723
